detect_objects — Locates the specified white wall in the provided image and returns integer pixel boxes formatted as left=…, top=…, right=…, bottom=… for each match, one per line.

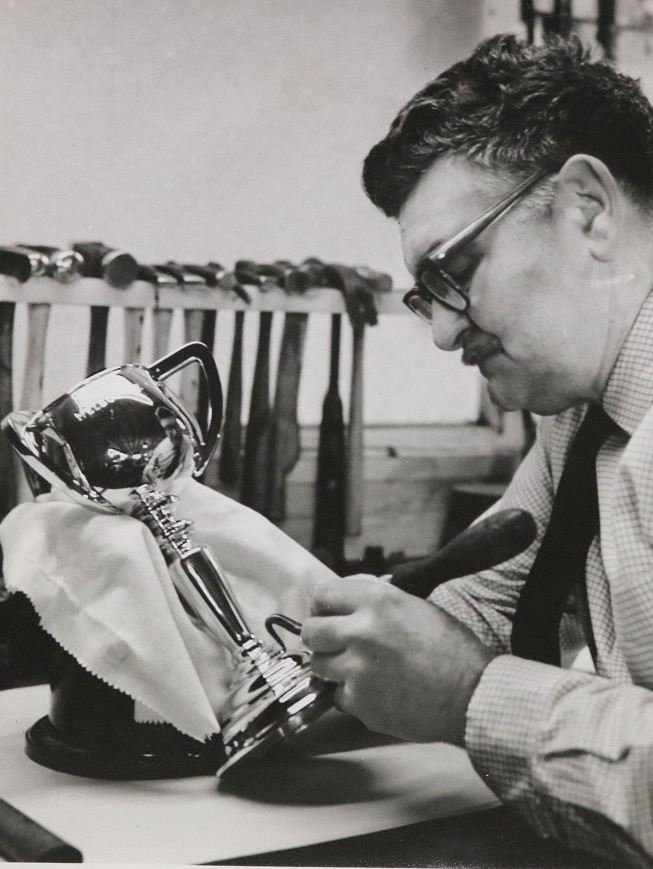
left=0, top=0, right=487, bottom=424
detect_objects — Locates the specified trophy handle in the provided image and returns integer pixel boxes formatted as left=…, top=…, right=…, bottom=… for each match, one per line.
left=147, top=342, right=223, bottom=471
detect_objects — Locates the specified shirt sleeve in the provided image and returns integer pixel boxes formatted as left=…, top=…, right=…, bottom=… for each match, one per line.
left=431, top=415, right=558, bottom=654
left=466, top=655, right=653, bottom=866
left=432, top=411, right=653, bottom=863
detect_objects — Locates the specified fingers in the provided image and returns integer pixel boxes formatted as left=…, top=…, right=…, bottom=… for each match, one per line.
left=308, top=652, right=356, bottom=718
left=301, top=616, right=345, bottom=653
left=310, top=650, right=343, bottom=682
left=309, top=575, right=390, bottom=616
left=302, top=576, right=389, bottom=652
left=303, top=576, right=399, bottom=653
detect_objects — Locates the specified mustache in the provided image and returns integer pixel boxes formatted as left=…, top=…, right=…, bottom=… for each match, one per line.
left=461, top=331, right=502, bottom=366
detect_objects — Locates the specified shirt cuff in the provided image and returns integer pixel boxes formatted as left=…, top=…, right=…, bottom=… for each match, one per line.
left=465, top=654, right=593, bottom=803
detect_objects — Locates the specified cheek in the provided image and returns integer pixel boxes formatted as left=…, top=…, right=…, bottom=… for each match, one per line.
left=468, top=252, right=543, bottom=336
left=470, top=237, right=567, bottom=347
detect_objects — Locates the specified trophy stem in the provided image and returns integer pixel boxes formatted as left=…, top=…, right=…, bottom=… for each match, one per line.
left=133, top=486, right=257, bottom=652
left=132, top=485, right=336, bottom=775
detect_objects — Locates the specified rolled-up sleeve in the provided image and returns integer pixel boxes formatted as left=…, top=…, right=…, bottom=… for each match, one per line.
left=466, top=655, right=653, bottom=866
left=431, top=414, right=558, bottom=653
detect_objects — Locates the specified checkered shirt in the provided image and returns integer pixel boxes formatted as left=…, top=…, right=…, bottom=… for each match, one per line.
left=431, top=290, right=653, bottom=866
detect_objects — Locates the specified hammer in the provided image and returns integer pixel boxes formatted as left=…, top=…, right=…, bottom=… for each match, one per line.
left=17, top=245, right=83, bottom=283
left=237, top=260, right=282, bottom=514
left=214, top=268, right=251, bottom=488
left=266, top=259, right=316, bottom=522
left=72, top=242, right=139, bottom=375
left=137, top=265, right=178, bottom=360
left=267, top=508, right=538, bottom=643
left=321, top=264, right=386, bottom=542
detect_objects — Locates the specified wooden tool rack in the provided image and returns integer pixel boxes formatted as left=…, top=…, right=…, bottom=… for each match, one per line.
left=0, top=275, right=527, bottom=561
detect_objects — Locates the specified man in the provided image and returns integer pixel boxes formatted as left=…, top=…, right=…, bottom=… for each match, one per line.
left=301, top=34, right=653, bottom=865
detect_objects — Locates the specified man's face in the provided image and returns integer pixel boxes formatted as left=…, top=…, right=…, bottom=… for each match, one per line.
left=399, top=156, right=603, bottom=414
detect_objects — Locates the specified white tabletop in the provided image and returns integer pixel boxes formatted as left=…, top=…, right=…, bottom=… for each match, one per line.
left=0, top=685, right=498, bottom=864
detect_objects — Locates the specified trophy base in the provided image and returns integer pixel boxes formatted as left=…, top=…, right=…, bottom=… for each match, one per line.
left=218, top=687, right=334, bottom=776
left=217, top=648, right=335, bottom=777
left=25, top=645, right=225, bottom=780
left=26, top=715, right=225, bottom=780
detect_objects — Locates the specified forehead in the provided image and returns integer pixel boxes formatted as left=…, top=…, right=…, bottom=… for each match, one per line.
left=399, top=156, right=500, bottom=273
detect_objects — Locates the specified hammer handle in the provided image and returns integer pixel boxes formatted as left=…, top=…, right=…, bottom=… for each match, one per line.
left=179, top=309, right=206, bottom=420
left=20, top=304, right=50, bottom=411
left=219, top=310, right=245, bottom=486
left=313, top=314, right=346, bottom=568
left=0, top=796, right=82, bottom=862
left=267, top=312, right=308, bottom=522
left=124, top=307, right=144, bottom=363
left=346, top=325, right=364, bottom=536
left=86, top=306, right=109, bottom=375
left=17, top=303, right=51, bottom=503
left=390, top=509, right=537, bottom=598
left=0, top=303, right=17, bottom=521
left=153, top=308, right=173, bottom=359
left=241, top=311, right=273, bottom=513
left=197, top=309, right=217, bottom=439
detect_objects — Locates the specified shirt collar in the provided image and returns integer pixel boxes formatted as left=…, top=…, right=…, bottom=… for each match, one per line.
left=603, top=290, right=653, bottom=436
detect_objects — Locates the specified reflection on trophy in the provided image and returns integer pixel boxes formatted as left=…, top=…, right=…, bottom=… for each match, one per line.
left=2, top=341, right=334, bottom=776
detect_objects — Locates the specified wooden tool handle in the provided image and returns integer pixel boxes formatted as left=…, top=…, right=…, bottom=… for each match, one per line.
left=123, top=307, right=144, bottom=364
left=20, top=304, right=50, bottom=412
left=345, top=324, right=364, bottom=536
left=86, top=305, right=109, bottom=376
left=0, top=302, right=17, bottom=520
left=17, top=303, right=51, bottom=503
left=197, top=309, right=217, bottom=437
left=390, top=509, right=538, bottom=599
left=179, top=309, right=206, bottom=418
left=313, top=314, right=346, bottom=569
left=240, top=311, right=273, bottom=513
left=267, top=312, right=308, bottom=523
left=152, top=307, right=173, bottom=360
left=0, top=796, right=82, bottom=862
left=219, top=311, right=245, bottom=486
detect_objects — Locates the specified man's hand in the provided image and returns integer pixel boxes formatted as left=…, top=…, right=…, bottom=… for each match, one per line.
left=301, top=576, right=496, bottom=746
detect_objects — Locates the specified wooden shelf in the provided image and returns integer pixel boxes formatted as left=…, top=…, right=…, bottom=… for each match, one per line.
left=0, top=276, right=408, bottom=315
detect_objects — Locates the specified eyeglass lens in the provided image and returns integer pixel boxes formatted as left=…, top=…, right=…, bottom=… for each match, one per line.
left=420, top=269, right=467, bottom=311
left=406, top=291, right=433, bottom=321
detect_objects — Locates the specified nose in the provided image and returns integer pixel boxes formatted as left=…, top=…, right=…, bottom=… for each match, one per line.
left=430, top=305, right=470, bottom=351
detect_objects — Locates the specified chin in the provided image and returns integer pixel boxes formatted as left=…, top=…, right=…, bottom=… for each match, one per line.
left=490, top=385, right=574, bottom=416
left=485, top=378, right=559, bottom=415
left=484, top=380, right=522, bottom=413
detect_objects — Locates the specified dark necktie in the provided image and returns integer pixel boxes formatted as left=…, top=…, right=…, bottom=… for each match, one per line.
left=511, top=404, right=622, bottom=665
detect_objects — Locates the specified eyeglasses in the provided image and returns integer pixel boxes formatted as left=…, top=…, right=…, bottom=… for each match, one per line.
left=403, top=166, right=556, bottom=322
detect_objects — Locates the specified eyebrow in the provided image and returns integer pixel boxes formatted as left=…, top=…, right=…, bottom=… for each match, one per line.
left=408, top=239, right=443, bottom=275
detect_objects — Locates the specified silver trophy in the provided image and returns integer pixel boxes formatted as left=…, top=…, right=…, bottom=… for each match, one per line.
left=2, top=342, right=333, bottom=776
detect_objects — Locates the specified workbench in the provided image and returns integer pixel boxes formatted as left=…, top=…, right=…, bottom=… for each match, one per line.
left=0, top=685, right=621, bottom=866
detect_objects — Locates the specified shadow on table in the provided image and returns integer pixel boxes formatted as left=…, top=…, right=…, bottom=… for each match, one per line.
left=218, top=710, right=398, bottom=806
left=216, top=711, right=626, bottom=869
left=214, top=804, right=626, bottom=869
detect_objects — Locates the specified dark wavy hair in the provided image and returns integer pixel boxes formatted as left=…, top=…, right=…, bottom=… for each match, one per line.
left=362, top=33, right=653, bottom=217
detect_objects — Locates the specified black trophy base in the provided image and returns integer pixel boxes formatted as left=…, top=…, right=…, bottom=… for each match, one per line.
left=25, top=715, right=225, bottom=780
left=25, top=645, right=225, bottom=780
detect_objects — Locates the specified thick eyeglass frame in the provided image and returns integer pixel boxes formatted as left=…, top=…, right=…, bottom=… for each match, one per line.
left=403, top=166, right=556, bottom=322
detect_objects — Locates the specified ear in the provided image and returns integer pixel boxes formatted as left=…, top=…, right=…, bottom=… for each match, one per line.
left=556, top=155, right=620, bottom=261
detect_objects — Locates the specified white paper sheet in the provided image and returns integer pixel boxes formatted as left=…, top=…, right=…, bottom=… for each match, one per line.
left=0, top=686, right=499, bottom=864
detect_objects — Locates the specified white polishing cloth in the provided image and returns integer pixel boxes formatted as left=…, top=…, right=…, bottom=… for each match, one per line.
left=0, top=478, right=336, bottom=741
